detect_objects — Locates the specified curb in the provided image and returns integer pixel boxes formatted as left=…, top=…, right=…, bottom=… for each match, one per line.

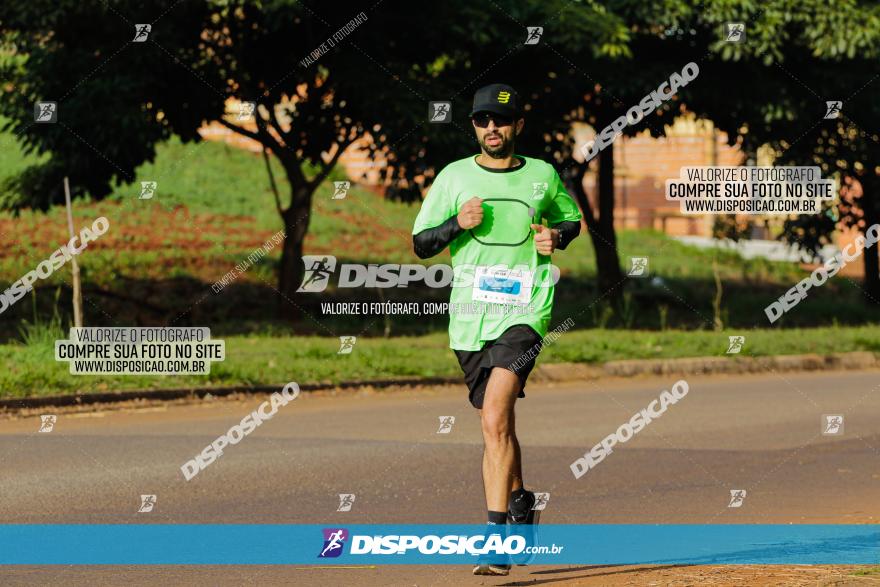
left=0, top=376, right=460, bottom=412
left=531, top=351, right=878, bottom=382
left=2, top=351, right=876, bottom=412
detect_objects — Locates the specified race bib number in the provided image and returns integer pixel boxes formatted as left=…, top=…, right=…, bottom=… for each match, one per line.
left=472, top=266, right=533, bottom=306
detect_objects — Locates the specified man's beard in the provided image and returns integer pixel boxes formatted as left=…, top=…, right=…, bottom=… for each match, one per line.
left=479, top=133, right=514, bottom=158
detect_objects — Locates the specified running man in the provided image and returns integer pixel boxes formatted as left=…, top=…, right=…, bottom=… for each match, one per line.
left=412, top=83, right=581, bottom=576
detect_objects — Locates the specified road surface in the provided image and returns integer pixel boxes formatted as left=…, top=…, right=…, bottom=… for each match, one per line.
left=1, top=370, right=878, bottom=585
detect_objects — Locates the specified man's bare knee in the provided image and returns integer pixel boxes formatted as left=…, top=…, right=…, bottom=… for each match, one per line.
left=481, top=406, right=513, bottom=444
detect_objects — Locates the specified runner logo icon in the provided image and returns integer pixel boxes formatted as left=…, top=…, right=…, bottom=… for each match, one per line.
left=298, top=255, right=338, bottom=292
left=728, top=489, right=746, bottom=508
left=337, top=493, right=356, bottom=512
left=39, top=414, right=57, bottom=433
left=437, top=416, right=456, bottom=434
left=822, top=414, right=844, bottom=435
left=533, top=492, right=550, bottom=510
left=524, top=27, right=543, bottom=45
left=133, top=24, right=151, bottom=42
left=34, top=102, right=57, bottom=123
left=628, top=257, right=648, bottom=277
left=319, top=528, right=349, bottom=558
left=138, top=494, right=157, bottom=513
left=726, top=336, right=745, bottom=354
left=824, top=101, right=842, bottom=119
left=532, top=182, right=548, bottom=199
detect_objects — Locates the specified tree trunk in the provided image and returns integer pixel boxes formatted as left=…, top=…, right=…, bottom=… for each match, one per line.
left=567, top=152, right=624, bottom=306
left=278, top=186, right=313, bottom=320
left=594, top=143, right=625, bottom=302
left=861, top=175, right=880, bottom=304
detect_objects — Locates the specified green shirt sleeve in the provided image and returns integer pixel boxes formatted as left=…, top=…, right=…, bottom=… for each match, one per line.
left=413, top=171, right=455, bottom=235
left=542, top=169, right=582, bottom=225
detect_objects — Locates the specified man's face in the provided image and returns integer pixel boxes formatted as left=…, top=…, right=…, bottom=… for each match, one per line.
left=472, top=112, right=524, bottom=159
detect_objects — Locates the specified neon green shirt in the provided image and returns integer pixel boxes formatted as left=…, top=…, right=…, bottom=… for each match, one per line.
left=413, top=155, right=581, bottom=350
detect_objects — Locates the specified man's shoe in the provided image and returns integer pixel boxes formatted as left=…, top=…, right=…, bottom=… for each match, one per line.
left=472, top=561, right=511, bottom=576
left=508, top=491, right=541, bottom=565
left=473, top=526, right=511, bottom=575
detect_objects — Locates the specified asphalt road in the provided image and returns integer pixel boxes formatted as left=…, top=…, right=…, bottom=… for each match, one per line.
left=1, top=370, right=878, bottom=585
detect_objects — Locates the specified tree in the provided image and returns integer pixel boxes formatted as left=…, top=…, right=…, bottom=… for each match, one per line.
left=0, top=0, right=632, bottom=317
left=678, top=0, right=880, bottom=303
left=0, top=0, right=471, bottom=317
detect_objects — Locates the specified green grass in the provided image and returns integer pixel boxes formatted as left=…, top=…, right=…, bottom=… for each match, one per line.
left=853, top=567, right=880, bottom=576
left=3, top=325, right=879, bottom=398
left=4, top=125, right=880, bottom=397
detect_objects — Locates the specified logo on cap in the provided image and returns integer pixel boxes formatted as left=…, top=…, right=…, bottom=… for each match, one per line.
left=497, top=91, right=511, bottom=104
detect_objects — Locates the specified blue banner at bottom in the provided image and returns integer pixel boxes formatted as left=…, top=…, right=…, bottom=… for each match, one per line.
left=0, top=524, right=877, bottom=565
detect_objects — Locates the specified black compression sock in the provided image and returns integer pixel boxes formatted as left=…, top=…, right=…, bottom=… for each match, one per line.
left=487, top=510, right=508, bottom=525
left=509, top=488, right=534, bottom=516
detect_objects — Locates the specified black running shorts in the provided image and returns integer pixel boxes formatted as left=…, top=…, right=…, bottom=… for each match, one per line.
left=453, top=324, right=543, bottom=409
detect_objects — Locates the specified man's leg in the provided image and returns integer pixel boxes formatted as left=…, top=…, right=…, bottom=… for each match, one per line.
left=479, top=367, right=523, bottom=513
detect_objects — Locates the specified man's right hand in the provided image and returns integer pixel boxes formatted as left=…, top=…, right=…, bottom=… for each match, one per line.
left=457, top=197, right=484, bottom=230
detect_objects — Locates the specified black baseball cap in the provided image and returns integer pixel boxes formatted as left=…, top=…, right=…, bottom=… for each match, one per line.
left=469, top=83, right=520, bottom=118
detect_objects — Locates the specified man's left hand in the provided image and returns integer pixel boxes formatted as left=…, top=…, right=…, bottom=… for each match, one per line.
left=531, top=224, right=559, bottom=255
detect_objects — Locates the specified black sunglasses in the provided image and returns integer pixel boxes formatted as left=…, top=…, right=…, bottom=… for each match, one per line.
left=471, top=112, right=514, bottom=128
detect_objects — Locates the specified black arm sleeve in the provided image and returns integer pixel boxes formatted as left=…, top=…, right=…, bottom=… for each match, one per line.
left=413, top=215, right=464, bottom=259
left=551, top=220, right=581, bottom=250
